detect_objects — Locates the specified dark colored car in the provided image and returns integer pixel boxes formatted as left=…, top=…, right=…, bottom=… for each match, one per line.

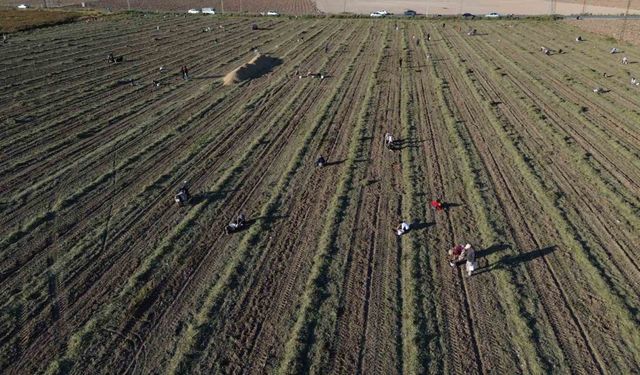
left=404, top=9, right=417, bottom=16
left=462, top=12, right=475, bottom=18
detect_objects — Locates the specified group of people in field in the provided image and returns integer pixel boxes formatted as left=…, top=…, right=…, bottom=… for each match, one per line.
left=173, top=181, right=246, bottom=234
left=544, top=35, right=638, bottom=95
left=393, top=198, right=478, bottom=277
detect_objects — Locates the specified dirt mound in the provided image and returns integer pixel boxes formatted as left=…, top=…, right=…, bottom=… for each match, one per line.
left=223, top=54, right=282, bottom=86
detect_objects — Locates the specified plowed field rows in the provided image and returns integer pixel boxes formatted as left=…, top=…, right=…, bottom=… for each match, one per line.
left=1, top=15, right=639, bottom=374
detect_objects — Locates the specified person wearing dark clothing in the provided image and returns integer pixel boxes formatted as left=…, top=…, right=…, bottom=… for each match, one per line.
left=175, top=185, right=190, bottom=206
left=227, top=213, right=246, bottom=233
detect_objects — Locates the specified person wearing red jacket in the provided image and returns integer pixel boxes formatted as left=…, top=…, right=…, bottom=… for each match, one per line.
left=431, top=199, right=444, bottom=211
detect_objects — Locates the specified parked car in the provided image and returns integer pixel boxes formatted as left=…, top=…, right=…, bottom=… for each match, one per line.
left=201, top=8, right=216, bottom=14
left=485, top=12, right=500, bottom=18
left=462, top=12, right=475, bottom=18
left=17, top=4, right=29, bottom=9
left=187, top=9, right=200, bottom=14
left=266, top=10, right=279, bottom=16
left=378, top=10, right=390, bottom=15
left=404, top=10, right=417, bottom=16
left=370, top=11, right=384, bottom=17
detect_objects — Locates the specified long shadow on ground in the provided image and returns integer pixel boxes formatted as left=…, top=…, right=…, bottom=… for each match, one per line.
left=473, top=245, right=556, bottom=276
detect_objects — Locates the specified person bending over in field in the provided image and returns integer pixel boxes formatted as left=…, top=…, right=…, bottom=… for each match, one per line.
left=431, top=199, right=444, bottom=212
left=316, top=155, right=326, bottom=167
left=622, top=56, right=629, bottom=64
left=175, top=184, right=190, bottom=206
left=226, top=213, right=246, bottom=234
left=449, top=243, right=472, bottom=267
left=395, top=221, right=410, bottom=236
left=386, top=134, right=395, bottom=150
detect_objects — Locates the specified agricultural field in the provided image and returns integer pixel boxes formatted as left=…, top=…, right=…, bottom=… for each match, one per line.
left=0, top=8, right=87, bottom=33
left=1, top=13, right=640, bottom=375
left=0, top=0, right=319, bottom=15
left=568, top=18, right=640, bottom=46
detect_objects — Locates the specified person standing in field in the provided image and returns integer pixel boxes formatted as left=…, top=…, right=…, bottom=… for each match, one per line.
left=464, top=244, right=477, bottom=276
left=181, top=65, right=189, bottom=80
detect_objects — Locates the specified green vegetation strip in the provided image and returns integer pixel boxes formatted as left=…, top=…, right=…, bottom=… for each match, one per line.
left=454, top=27, right=640, bottom=316
left=169, top=22, right=374, bottom=374
left=427, top=27, right=555, bottom=372
left=440, top=28, right=640, bottom=371
left=46, top=59, right=325, bottom=374
left=276, top=22, right=387, bottom=375
left=397, top=27, right=438, bottom=373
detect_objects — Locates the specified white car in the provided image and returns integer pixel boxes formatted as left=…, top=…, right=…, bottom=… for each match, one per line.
left=266, top=11, right=279, bottom=16
left=187, top=9, right=200, bottom=14
left=379, top=10, right=390, bottom=15
left=17, top=4, right=29, bottom=9
left=370, top=11, right=384, bottom=17
left=485, top=12, right=500, bottom=18
left=201, top=8, right=216, bottom=14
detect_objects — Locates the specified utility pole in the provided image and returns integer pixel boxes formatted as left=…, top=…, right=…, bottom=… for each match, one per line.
left=343, top=0, right=346, bottom=13
left=581, top=0, right=587, bottom=14
left=459, top=0, right=464, bottom=15
left=126, top=0, right=130, bottom=11
left=221, top=0, right=224, bottom=13
left=42, top=0, right=47, bottom=8
left=620, top=0, right=631, bottom=41
left=549, top=0, right=556, bottom=15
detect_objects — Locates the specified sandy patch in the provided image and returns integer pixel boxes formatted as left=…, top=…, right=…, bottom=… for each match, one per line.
left=315, top=0, right=640, bottom=16
left=223, top=53, right=282, bottom=85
